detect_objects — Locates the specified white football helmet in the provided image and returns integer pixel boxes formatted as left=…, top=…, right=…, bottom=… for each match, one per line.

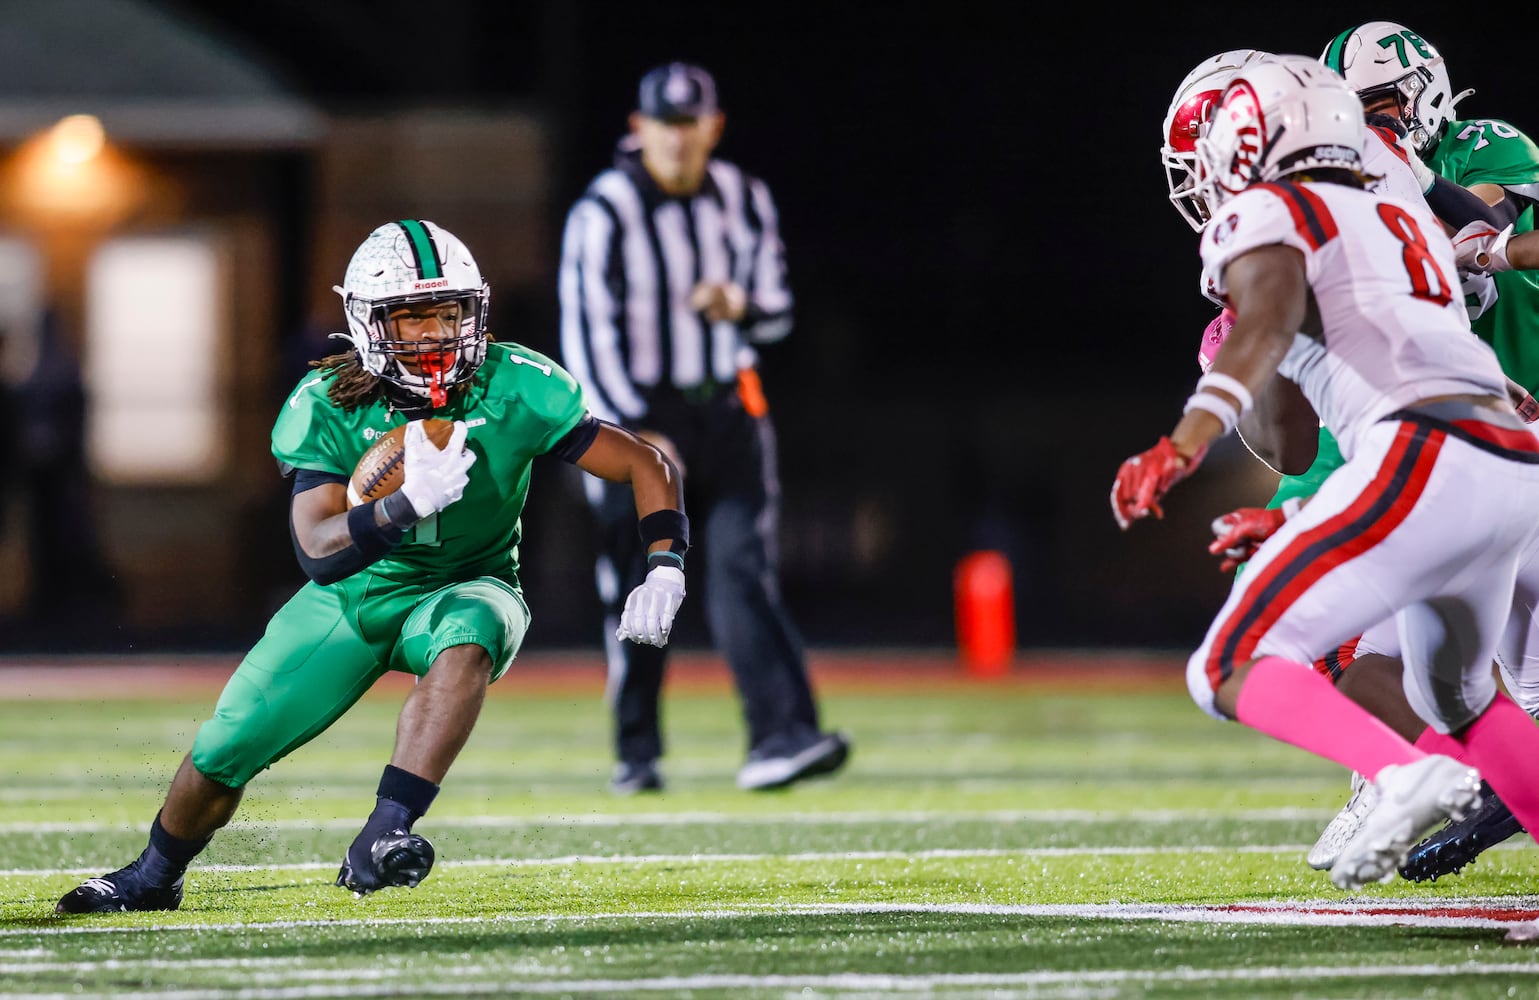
left=1194, top=55, right=1366, bottom=214
left=1161, top=49, right=1269, bottom=231
left=334, top=220, right=490, bottom=406
left=1320, top=22, right=1471, bottom=156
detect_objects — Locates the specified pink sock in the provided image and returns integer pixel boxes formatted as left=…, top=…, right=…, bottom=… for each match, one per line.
left=1235, top=655, right=1422, bottom=778
left=1413, top=726, right=1474, bottom=764
left=1453, top=691, right=1539, bottom=835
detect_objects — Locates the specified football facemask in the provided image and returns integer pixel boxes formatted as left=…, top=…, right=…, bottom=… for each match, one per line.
left=1195, top=55, right=1366, bottom=213
left=334, top=219, right=490, bottom=406
left=1320, top=21, right=1471, bottom=156
left=1161, top=49, right=1270, bottom=231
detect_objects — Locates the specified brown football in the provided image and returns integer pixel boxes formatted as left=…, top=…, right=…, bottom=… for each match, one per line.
left=347, top=419, right=456, bottom=507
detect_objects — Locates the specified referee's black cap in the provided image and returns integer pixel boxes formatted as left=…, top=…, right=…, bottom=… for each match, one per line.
left=638, top=62, right=718, bottom=120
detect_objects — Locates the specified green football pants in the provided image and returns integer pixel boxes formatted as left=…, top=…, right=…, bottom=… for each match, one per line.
left=190, top=573, right=529, bottom=787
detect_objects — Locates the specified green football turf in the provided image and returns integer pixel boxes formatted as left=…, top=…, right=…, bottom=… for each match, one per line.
left=3, top=660, right=1539, bottom=999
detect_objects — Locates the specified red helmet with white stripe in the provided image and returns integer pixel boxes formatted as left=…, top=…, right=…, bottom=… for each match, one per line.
left=1161, top=49, right=1269, bottom=231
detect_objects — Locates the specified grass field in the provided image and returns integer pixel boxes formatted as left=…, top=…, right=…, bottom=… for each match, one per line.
left=4, top=650, right=1539, bottom=999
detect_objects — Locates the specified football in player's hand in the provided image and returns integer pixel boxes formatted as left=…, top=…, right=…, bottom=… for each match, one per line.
left=347, top=419, right=455, bottom=507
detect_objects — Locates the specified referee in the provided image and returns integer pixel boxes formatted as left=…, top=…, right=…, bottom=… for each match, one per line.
left=558, top=61, right=850, bottom=793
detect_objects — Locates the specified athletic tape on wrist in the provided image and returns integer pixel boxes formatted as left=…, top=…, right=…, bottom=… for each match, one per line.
left=1280, top=496, right=1304, bottom=519
left=1183, top=392, right=1240, bottom=434
left=1195, top=371, right=1255, bottom=414
left=647, top=550, right=686, bottom=571
left=637, top=509, right=690, bottom=555
left=377, top=491, right=420, bottom=530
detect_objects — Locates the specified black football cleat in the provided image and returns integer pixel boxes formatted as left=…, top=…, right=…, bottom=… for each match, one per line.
left=609, top=760, right=664, bottom=795
left=1398, top=781, right=1525, bottom=883
left=336, top=829, right=435, bottom=896
left=737, top=730, right=852, bottom=791
left=56, top=859, right=184, bottom=914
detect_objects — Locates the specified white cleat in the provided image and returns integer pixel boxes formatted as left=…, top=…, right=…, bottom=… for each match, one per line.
left=1329, top=756, right=1482, bottom=891
left=1307, top=771, right=1379, bottom=871
left=1506, top=919, right=1539, bottom=943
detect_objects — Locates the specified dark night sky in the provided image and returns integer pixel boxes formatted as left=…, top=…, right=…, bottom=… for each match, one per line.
left=160, top=0, right=1530, bottom=394
left=137, top=1, right=1535, bottom=647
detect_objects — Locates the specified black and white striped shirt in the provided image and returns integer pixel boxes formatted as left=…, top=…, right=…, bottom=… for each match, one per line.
left=558, top=146, right=793, bottom=424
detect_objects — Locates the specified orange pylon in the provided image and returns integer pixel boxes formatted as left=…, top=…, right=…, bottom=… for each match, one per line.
left=954, top=550, right=1015, bottom=676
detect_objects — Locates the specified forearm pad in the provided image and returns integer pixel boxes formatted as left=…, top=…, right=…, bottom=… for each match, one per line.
left=292, top=494, right=414, bottom=585
left=1425, top=176, right=1510, bottom=229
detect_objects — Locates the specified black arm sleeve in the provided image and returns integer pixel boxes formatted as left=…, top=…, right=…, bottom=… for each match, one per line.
left=548, top=413, right=603, bottom=464
left=292, top=468, right=347, bottom=494
left=1424, top=175, right=1512, bottom=229
left=286, top=469, right=412, bottom=585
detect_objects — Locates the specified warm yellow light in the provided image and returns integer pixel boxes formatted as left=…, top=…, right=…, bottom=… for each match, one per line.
left=51, top=114, right=106, bottom=164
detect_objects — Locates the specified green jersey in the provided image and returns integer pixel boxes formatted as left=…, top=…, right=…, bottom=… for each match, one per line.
left=1428, top=116, right=1539, bottom=389
left=273, top=342, right=588, bottom=588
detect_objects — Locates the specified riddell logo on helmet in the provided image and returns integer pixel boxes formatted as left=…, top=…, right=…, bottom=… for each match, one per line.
left=413, top=278, right=449, bottom=291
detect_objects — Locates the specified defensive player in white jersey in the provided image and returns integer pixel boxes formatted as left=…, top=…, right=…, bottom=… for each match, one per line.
left=1162, top=48, right=1539, bottom=875
left=1115, top=55, right=1539, bottom=890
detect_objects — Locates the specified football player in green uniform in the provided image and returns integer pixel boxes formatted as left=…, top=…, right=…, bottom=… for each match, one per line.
left=56, top=220, right=689, bottom=914
left=1319, top=21, right=1539, bottom=881
left=1323, top=21, right=1539, bottom=385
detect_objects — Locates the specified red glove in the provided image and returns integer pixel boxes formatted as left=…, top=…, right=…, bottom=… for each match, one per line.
left=1111, top=437, right=1207, bottom=530
left=1208, top=506, right=1287, bottom=573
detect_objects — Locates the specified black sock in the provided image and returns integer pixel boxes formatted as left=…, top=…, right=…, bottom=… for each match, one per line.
left=368, top=765, right=440, bottom=832
left=138, top=812, right=208, bottom=885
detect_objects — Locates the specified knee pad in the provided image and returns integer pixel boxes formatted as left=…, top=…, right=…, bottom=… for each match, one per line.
left=1186, top=647, right=1228, bottom=721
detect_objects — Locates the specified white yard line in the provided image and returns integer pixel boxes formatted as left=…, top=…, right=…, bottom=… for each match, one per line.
left=4, top=960, right=1539, bottom=1000
left=7, top=899, right=1539, bottom=939
left=1, top=843, right=1402, bottom=879
left=0, top=806, right=1350, bottom=835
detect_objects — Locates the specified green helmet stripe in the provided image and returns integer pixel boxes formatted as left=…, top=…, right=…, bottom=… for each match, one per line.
left=1322, top=29, right=1352, bottom=73
left=396, top=219, right=443, bottom=280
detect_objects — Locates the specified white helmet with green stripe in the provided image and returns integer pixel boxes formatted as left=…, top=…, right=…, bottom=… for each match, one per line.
left=1320, top=22, right=1472, bottom=156
left=334, top=219, right=490, bottom=404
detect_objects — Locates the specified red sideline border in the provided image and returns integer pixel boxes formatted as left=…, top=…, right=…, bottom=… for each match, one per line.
left=0, top=648, right=1187, bottom=700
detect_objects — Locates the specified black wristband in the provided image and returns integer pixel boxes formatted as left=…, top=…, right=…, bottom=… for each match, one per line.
left=638, top=508, right=690, bottom=555
left=290, top=503, right=407, bottom=586
left=377, top=491, right=421, bottom=529
left=348, top=502, right=408, bottom=559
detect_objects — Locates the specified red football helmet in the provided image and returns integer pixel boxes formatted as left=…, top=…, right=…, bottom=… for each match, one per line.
left=1160, top=50, right=1268, bottom=231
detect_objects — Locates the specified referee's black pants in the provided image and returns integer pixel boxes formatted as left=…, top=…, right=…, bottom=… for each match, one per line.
left=588, top=389, right=822, bottom=764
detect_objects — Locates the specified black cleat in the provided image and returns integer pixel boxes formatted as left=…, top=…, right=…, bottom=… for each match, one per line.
left=335, top=829, right=435, bottom=896
left=737, top=730, right=852, bottom=791
left=56, top=859, right=184, bottom=914
left=1399, top=781, right=1525, bottom=882
left=609, top=760, right=664, bottom=795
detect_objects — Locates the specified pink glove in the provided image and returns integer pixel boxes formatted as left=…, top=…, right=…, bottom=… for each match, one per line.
left=1111, top=437, right=1208, bottom=530
left=1198, top=309, right=1236, bottom=373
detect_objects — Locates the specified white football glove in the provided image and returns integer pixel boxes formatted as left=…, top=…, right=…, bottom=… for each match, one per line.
left=400, top=419, right=476, bottom=520
left=1452, top=220, right=1515, bottom=276
left=1462, top=271, right=1498, bottom=323
left=615, top=565, right=686, bottom=646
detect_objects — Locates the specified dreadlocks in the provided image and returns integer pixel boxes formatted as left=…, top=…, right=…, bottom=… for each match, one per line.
left=310, top=351, right=383, bottom=412
left=310, top=330, right=496, bottom=413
